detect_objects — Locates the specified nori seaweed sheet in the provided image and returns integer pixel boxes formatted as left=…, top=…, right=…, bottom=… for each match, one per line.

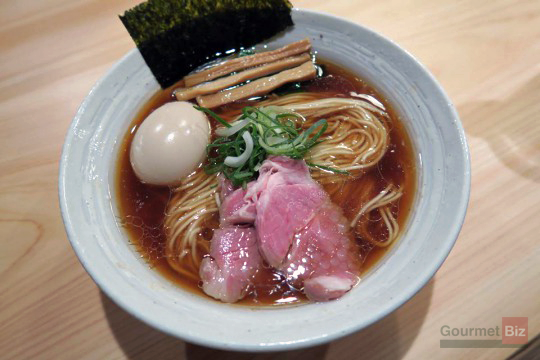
left=120, top=0, right=293, bottom=88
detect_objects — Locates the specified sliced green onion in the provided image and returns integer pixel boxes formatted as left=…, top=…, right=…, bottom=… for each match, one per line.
left=198, top=105, right=332, bottom=186
left=194, top=105, right=231, bottom=128
left=306, top=162, right=351, bottom=175
left=215, top=118, right=250, bottom=137
left=224, top=131, right=253, bottom=168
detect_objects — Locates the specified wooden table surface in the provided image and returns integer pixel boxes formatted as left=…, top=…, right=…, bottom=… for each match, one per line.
left=1, top=0, right=539, bottom=359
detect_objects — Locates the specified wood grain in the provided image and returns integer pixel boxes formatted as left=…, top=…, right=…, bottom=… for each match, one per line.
left=1, top=0, right=539, bottom=359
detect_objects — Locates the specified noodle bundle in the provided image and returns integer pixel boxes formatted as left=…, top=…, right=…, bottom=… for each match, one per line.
left=164, top=170, right=218, bottom=280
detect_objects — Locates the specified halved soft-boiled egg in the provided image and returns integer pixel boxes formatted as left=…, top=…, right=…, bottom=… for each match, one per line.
left=130, top=101, right=210, bottom=186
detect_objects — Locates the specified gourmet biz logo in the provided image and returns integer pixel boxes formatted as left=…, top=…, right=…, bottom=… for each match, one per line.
left=440, top=317, right=528, bottom=348
left=502, top=317, right=528, bottom=345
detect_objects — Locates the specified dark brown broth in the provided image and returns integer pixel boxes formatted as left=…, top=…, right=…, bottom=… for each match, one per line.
left=115, top=60, right=416, bottom=306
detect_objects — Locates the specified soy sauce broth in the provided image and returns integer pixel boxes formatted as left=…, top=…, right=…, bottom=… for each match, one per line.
left=115, top=59, right=416, bottom=306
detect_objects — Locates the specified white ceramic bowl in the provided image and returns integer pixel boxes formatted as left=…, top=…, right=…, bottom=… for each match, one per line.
left=59, top=9, right=470, bottom=351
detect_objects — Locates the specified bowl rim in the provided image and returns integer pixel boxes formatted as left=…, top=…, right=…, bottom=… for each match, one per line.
left=59, top=8, right=470, bottom=351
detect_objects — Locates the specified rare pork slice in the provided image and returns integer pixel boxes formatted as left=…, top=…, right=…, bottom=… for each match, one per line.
left=250, top=156, right=361, bottom=301
left=285, top=202, right=361, bottom=301
left=199, top=227, right=261, bottom=303
left=199, top=177, right=260, bottom=303
left=219, top=184, right=256, bottom=226
left=201, top=157, right=361, bottom=302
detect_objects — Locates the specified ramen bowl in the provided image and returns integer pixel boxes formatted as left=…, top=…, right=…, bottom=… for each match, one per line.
left=59, top=9, right=470, bottom=351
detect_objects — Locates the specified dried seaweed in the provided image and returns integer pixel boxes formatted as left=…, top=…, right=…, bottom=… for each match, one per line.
left=120, top=0, right=293, bottom=88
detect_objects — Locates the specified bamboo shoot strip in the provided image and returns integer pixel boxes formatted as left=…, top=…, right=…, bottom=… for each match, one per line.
left=184, top=39, right=312, bottom=87
left=196, top=61, right=317, bottom=108
left=175, top=53, right=311, bottom=101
